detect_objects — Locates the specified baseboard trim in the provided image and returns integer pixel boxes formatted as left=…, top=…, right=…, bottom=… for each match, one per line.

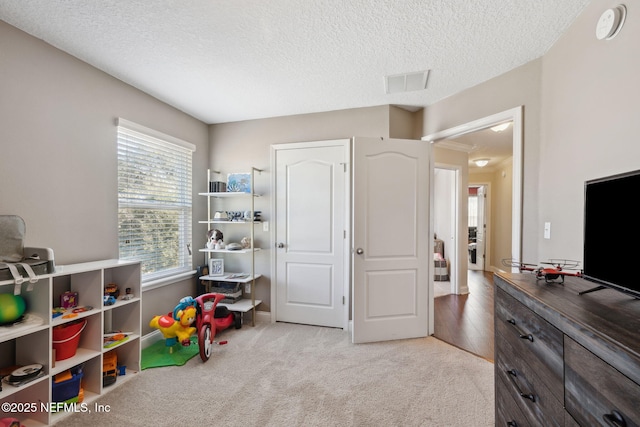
left=141, top=330, right=162, bottom=349
left=255, top=310, right=271, bottom=323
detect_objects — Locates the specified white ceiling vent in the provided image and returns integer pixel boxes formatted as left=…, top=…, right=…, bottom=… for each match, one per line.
left=385, top=70, right=430, bottom=94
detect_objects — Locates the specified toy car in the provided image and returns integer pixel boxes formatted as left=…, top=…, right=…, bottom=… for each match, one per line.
left=105, top=283, right=120, bottom=298
left=103, top=350, right=117, bottom=387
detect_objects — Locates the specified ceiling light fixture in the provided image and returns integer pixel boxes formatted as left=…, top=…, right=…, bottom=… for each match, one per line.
left=490, top=123, right=510, bottom=132
left=474, top=159, right=489, bottom=167
left=385, top=70, right=430, bottom=94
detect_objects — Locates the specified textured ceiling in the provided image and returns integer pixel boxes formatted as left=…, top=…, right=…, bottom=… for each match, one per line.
left=0, top=0, right=591, bottom=124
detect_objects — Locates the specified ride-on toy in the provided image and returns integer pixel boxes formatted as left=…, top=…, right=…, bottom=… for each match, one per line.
left=149, top=298, right=198, bottom=349
left=194, top=293, right=242, bottom=362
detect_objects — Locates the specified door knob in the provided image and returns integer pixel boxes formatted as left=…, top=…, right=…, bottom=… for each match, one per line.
left=356, top=248, right=364, bottom=255
left=276, top=242, right=285, bottom=248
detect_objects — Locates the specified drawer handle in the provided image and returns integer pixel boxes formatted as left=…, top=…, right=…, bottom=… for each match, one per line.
left=507, top=421, right=518, bottom=427
left=603, top=410, right=627, bottom=427
left=507, top=319, right=534, bottom=342
left=506, top=369, right=536, bottom=402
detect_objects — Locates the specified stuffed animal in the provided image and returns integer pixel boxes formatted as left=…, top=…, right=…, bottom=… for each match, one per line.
left=149, top=297, right=198, bottom=347
left=206, top=229, right=224, bottom=249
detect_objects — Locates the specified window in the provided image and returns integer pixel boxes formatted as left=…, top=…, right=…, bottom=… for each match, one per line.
left=117, top=118, right=195, bottom=282
left=468, top=186, right=479, bottom=227
left=468, top=195, right=478, bottom=227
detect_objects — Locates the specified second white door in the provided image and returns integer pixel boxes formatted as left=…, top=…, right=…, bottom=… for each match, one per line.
left=352, top=137, right=430, bottom=343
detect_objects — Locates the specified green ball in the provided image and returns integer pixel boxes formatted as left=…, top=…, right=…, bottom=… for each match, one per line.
left=0, top=293, right=26, bottom=324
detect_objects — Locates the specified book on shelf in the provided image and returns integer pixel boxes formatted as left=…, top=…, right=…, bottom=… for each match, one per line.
left=225, top=273, right=250, bottom=280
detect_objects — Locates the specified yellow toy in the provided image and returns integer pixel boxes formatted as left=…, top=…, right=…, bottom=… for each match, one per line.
left=149, top=297, right=198, bottom=348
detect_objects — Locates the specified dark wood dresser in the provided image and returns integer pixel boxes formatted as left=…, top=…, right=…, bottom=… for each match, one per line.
left=494, top=272, right=640, bottom=426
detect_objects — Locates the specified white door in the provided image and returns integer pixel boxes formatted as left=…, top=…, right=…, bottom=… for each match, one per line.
left=273, top=140, right=349, bottom=328
left=352, top=137, right=430, bottom=343
left=475, top=185, right=486, bottom=270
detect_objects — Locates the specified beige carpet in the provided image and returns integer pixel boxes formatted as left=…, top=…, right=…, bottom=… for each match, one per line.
left=58, top=321, right=494, bottom=427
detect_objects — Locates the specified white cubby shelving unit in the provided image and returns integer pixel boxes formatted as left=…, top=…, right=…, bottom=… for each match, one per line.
left=198, top=168, right=262, bottom=326
left=0, top=259, right=141, bottom=426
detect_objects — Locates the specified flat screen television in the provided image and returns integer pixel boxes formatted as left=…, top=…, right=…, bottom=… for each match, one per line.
left=583, top=169, right=640, bottom=298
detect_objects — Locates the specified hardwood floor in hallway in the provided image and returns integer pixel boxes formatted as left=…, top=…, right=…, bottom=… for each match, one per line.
left=434, top=270, right=495, bottom=362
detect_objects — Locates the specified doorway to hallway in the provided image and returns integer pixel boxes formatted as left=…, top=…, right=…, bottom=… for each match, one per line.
left=433, top=270, right=494, bottom=362
left=468, top=185, right=487, bottom=271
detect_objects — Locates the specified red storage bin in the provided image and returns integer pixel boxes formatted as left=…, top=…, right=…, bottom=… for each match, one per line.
left=52, top=319, right=86, bottom=361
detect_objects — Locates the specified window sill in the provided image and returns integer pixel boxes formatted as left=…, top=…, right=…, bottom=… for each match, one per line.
left=142, top=270, right=196, bottom=292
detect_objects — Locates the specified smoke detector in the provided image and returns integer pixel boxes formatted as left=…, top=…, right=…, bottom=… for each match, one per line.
left=596, top=5, right=626, bottom=40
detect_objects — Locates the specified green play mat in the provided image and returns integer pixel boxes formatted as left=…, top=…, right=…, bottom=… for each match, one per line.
left=141, top=336, right=199, bottom=369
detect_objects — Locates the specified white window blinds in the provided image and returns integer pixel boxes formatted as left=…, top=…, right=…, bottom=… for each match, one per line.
left=116, top=118, right=195, bottom=282
left=468, top=195, right=478, bottom=227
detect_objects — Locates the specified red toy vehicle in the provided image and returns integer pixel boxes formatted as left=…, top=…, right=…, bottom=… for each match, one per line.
left=194, top=293, right=241, bottom=362
left=502, top=258, right=582, bottom=284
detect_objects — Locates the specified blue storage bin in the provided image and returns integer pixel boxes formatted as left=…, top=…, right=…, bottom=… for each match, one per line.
left=52, top=371, right=83, bottom=402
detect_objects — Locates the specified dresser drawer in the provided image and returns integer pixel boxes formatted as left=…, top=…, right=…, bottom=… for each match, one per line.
left=565, top=336, right=640, bottom=427
left=496, top=373, right=532, bottom=427
left=496, top=336, right=564, bottom=427
left=495, top=288, right=564, bottom=401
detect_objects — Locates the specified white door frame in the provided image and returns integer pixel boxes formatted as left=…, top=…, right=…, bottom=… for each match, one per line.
left=269, top=139, right=351, bottom=330
left=423, top=106, right=523, bottom=275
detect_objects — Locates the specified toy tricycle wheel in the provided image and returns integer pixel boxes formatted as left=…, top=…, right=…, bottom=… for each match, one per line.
left=199, top=324, right=212, bottom=362
left=234, top=312, right=242, bottom=329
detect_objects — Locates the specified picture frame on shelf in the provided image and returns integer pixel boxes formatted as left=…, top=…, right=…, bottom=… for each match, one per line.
left=227, top=173, right=251, bottom=193
left=208, top=258, right=224, bottom=276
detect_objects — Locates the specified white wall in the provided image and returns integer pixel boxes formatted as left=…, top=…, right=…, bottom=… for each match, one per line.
left=423, top=0, right=639, bottom=266
left=538, top=0, right=640, bottom=261
left=0, top=21, right=210, bottom=334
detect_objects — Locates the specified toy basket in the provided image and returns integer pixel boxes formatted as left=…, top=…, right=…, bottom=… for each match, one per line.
left=52, top=370, right=83, bottom=403
left=52, top=319, right=86, bottom=361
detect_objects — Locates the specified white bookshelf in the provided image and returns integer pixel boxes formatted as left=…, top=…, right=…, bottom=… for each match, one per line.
left=0, top=259, right=141, bottom=426
left=198, top=168, right=263, bottom=325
